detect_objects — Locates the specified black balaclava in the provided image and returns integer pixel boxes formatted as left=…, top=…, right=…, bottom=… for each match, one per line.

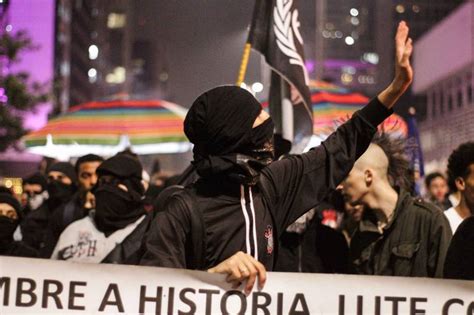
left=0, top=193, right=21, bottom=253
left=93, top=154, right=145, bottom=235
left=23, top=172, right=48, bottom=212
left=184, top=86, right=275, bottom=185
left=46, top=162, right=77, bottom=210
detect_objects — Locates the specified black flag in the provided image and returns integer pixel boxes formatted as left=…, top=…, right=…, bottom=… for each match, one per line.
left=248, top=0, right=313, bottom=153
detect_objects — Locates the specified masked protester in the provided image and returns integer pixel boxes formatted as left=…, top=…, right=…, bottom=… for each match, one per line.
left=20, top=162, right=78, bottom=251
left=51, top=154, right=152, bottom=264
left=21, top=172, right=48, bottom=215
left=0, top=192, right=38, bottom=258
left=41, top=154, right=104, bottom=258
left=140, top=22, right=414, bottom=294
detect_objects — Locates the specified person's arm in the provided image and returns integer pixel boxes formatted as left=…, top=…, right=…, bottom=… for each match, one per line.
left=261, top=21, right=413, bottom=232
left=140, top=197, right=191, bottom=268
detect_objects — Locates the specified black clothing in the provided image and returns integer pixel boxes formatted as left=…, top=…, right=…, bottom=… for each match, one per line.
left=96, top=154, right=144, bottom=197
left=102, top=213, right=153, bottom=265
left=444, top=216, right=474, bottom=280
left=41, top=193, right=86, bottom=257
left=0, top=241, right=38, bottom=258
left=184, top=86, right=262, bottom=158
left=23, top=172, right=47, bottom=191
left=47, top=162, right=77, bottom=184
left=46, top=181, right=75, bottom=210
left=275, top=219, right=350, bottom=273
left=21, top=200, right=67, bottom=251
left=141, top=98, right=392, bottom=270
left=350, top=190, right=452, bottom=278
left=94, top=183, right=145, bottom=235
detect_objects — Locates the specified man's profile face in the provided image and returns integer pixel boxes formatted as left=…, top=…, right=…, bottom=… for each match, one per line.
left=428, top=176, right=448, bottom=203
left=337, top=167, right=368, bottom=206
left=78, top=161, right=101, bottom=191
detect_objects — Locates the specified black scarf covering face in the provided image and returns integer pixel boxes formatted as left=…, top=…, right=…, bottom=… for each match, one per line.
left=184, top=86, right=275, bottom=185
left=94, top=183, right=144, bottom=235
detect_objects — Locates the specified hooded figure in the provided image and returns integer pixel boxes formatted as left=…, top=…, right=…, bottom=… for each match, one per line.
left=0, top=192, right=38, bottom=258
left=20, top=162, right=78, bottom=251
left=93, top=154, right=145, bottom=235
left=185, top=86, right=275, bottom=185
left=50, top=154, right=151, bottom=264
left=22, top=172, right=48, bottom=214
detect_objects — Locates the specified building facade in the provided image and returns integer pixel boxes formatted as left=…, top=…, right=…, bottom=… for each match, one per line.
left=413, top=1, right=474, bottom=170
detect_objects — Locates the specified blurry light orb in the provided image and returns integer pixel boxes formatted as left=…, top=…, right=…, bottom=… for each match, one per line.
left=350, top=8, right=359, bottom=17
left=412, top=5, right=420, bottom=13
left=5, top=24, right=12, bottom=32
left=341, top=73, right=353, bottom=84
left=240, top=82, right=248, bottom=89
left=335, top=31, right=343, bottom=38
left=396, top=4, right=405, bottom=13
left=345, top=36, right=355, bottom=45
left=350, top=17, right=359, bottom=26
left=88, top=45, right=99, bottom=60
left=4, top=180, right=12, bottom=188
left=252, top=82, right=264, bottom=93
left=88, top=68, right=97, bottom=78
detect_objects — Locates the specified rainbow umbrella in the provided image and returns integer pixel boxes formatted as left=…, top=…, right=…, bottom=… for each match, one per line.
left=23, top=99, right=191, bottom=160
left=305, top=81, right=408, bottom=149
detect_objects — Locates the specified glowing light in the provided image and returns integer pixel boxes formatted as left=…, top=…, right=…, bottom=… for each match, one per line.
left=88, top=45, right=99, bottom=60
left=252, top=82, right=264, bottom=93
left=5, top=24, right=12, bottom=32
left=345, top=36, right=355, bottom=46
left=350, top=8, right=359, bottom=17
left=396, top=5, right=405, bottom=13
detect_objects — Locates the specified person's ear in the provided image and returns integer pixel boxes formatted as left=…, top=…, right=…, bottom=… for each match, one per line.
left=455, top=177, right=465, bottom=192
left=365, top=169, right=373, bottom=186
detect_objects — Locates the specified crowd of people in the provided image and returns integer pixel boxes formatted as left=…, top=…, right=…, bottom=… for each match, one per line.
left=1, top=21, right=474, bottom=293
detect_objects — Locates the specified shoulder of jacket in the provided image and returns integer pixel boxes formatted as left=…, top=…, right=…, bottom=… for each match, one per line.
left=411, top=197, right=442, bottom=214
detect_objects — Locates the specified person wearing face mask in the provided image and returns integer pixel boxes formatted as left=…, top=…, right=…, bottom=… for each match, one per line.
left=21, top=172, right=48, bottom=215
left=140, top=22, right=413, bottom=294
left=50, top=154, right=152, bottom=264
left=20, top=162, right=78, bottom=251
left=41, top=154, right=104, bottom=258
left=0, top=192, right=38, bottom=258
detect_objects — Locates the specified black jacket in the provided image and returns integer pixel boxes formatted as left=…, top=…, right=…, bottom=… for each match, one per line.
left=140, top=98, right=392, bottom=270
left=41, top=193, right=86, bottom=257
left=275, top=219, right=350, bottom=273
left=444, top=215, right=474, bottom=280
left=101, top=213, right=153, bottom=265
left=350, top=190, right=452, bottom=278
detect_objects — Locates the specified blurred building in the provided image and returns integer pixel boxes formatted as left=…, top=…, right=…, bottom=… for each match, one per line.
left=312, top=0, right=463, bottom=100
left=54, top=0, right=167, bottom=113
left=413, top=1, right=474, bottom=170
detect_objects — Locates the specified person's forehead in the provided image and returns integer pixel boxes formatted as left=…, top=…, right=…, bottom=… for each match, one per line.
left=23, top=183, right=42, bottom=190
left=48, top=170, right=67, bottom=177
left=79, top=161, right=101, bottom=173
left=0, top=203, right=15, bottom=212
left=252, top=110, right=270, bottom=128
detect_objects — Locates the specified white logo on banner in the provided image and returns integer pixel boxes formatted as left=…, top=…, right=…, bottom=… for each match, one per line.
left=273, top=0, right=309, bottom=85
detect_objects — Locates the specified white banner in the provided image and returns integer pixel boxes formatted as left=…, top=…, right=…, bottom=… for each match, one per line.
left=1, top=256, right=473, bottom=315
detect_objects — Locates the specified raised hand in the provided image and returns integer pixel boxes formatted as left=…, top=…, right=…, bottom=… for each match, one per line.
left=393, top=21, right=413, bottom=93
left=208, top=251, right=267, bottom=295
left=377, top=20, right=414, bottom=109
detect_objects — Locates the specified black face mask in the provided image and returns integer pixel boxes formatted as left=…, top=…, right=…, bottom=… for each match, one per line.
left=245, top=118, right=275, bottom=166
left=47, top=181, right=74, bottom=209
left=94, top=183, right=144, bottom=235
left=0, top=216, right=18, bottom=251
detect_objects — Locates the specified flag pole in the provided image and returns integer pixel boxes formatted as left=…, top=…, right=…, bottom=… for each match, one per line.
left=236, top=43, right=252, bottom=86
